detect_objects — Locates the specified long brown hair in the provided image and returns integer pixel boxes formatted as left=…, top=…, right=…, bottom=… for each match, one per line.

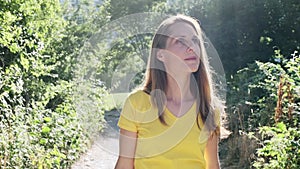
left=142, top=14, right=221, bottom=135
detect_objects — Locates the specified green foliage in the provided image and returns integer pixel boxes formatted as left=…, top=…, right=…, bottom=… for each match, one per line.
left=0, top=65, right=88, bottom=168
left=109, top=0, right=164, bottom=20
left=224, top=49, right=300, bottom=168
left=74, top=81, right=108, bottom=139
left=86, top=0, right=165, bottom=93
left=253, top=122, right=300, bottom=169
left=227, top=49, right=300, bottom=132
left=250, top=51, right=300, bottom=168
left=0, top=0, right=65, bottom=66
left=97, top=35, right=150, bottom=91
left=0, top=0, right=110, bottom=168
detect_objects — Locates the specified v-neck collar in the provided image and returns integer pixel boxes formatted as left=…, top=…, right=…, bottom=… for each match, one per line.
left=165, top=101, right=196, bottom=120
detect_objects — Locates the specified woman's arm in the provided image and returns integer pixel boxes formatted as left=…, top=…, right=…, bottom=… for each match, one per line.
left=204, top=133, right=220, bottom=169
left=114, top=128, right=137, bottom=169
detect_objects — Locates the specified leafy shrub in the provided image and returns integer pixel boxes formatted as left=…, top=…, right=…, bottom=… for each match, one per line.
left=223, top=49, right=300, bottom=168
left=251, top=50, right=300, bottom=168
left=0, top=0, right=109, bottom=168
left=253, top=122, right=300, bottom=169
left=227, top=49, right=299, bottom=130
left=0, top=64, right=89, bottom=168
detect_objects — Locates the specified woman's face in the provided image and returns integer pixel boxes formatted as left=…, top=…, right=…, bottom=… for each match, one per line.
left=158, top=21, right=201, bottom=74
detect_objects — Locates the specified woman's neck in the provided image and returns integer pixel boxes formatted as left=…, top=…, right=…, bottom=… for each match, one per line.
left=165, top=73, right=193, bottom=104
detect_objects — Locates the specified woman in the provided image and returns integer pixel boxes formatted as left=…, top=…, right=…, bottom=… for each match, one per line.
left=115, top=14, right=223, bottom=169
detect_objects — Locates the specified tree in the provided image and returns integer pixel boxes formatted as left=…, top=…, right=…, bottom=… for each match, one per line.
left=0, top=0, right=106, bottom=167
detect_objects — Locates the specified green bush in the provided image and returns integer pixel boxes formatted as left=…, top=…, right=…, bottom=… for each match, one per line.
left=227, top=49, right=299, bottom=130
left=253, top=122, right=300, bottom=169
left=224, top=49, right=300, bottom=168
left=0, top=64, right=89, bottom=168
left=0, top=0, right=109, bottom=168
left=251, top=50, right=300, bottom=168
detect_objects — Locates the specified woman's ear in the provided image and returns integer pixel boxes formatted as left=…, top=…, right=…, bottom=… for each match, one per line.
left=156, top=49, right=165, bottom=62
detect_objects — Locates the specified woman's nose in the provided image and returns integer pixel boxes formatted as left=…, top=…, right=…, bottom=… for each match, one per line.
left=186, top=43, right=196, bottom=53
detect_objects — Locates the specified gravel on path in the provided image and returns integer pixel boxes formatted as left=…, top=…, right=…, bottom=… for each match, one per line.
left=72, top=110, right=120, bottom=169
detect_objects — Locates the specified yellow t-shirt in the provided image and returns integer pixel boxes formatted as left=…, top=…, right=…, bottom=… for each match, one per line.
left=118, top=90, right=220, bottom=169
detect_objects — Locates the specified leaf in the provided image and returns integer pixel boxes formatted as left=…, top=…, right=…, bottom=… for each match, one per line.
left=42, top=126, right=51, bottom=134
left=276, top=122, right=287, bottom=132
left=39, top=138, right=47, bottom=145
left=20, top=54, right=30, bottom=72
left=43, top=117, right=52, bottom=123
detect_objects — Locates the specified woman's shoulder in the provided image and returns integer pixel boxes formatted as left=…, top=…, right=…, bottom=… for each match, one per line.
left=127, top=89, right=149, bottom=101
left=126, top=89, right=152, bottom=110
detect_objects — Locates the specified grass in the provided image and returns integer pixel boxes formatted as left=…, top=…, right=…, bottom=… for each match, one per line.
left=103, top=92, right=129, bottom=110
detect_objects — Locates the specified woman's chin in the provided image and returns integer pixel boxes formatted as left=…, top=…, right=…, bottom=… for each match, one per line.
left=188, top=64, right=199, bottom=72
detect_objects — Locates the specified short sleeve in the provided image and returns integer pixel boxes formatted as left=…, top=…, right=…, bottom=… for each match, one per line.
left=117, top=97, right=138, bottom=132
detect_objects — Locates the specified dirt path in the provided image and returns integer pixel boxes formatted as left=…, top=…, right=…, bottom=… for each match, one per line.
left=72, top=110, right=120, bottom=169
left=71, top=133, right=119, bottom=169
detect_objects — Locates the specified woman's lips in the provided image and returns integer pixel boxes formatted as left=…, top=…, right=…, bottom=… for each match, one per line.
left=184, top=56, right=197, bottom=61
